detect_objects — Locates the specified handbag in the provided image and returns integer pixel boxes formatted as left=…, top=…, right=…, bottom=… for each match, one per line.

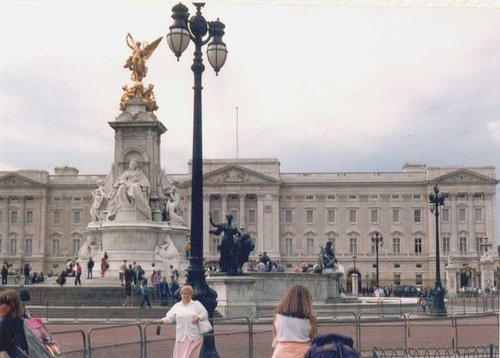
left=198, top=319, right=213, bottom=335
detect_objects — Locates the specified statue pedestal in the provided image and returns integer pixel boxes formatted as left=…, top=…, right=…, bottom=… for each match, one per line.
left=207, top=271, right=343, bottom=317
left=352, top=273, right=359, bottom=296
left=446, top=260, right=458, bottom=297
left=81, top=221, right=189, bottom=279
left=480, top=255, right=495, bottom=292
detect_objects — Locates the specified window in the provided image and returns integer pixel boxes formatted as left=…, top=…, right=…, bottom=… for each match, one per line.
left=413, top=195, right=421, bottom=199
left=0, top=238, right=2, bottom=253
left=392, top=194, right=400, bottom=199
left=459, top=237, right=467, bottom=254
left=74, top=197, right=81, bottom=201
left=210, top=237, right=220, bottom=255
left=458, top=193, right=466, bottom=199
left=370, top=209, right=378, bottom=224
left=393, top=238, right=401, bottom=254
left=306, top=238, right=314, bottom=255
left=25, top=239, right=32, bottom=256
left=349, top=195, right=357, bottom=200
left=26, top=211, right=33, bottom=225
left=474, top=193, right=483, bottom=199
left=414, top=209, right=422, bottom=223
left=349, top=238, right=357, bottom=254
left=370, top=195, right=378, bottom=199
left=327, top=209, right=335, bottom=224
left=414, top=238, right=422, bottom=255
left=306, top=209, right=314, bottom=224
left=394, top=264, right=400, bottom=268
left=306, top=195, right=314, bottom=200
left=442, top=208, right=450, bottom=222
left=212, top=210, right=220, bottom=223
left=73, top=210, right=81, bottom=224
left=327, top=195, right=335, bottom=200
left=327, top=239, right=336, bottom=254
left=53, top=210, right=61, bottom=224
left=10, top=211, right=18, bottom=224
left=349, top=209, right=357, bottom=224
left=9, top=239, right=17, bottom=254
left=0, top=211, right=3, bottom=224
left=285, top=195, right=292, bottom=200
left=285, top=238, right=293, bottom=256
left=284, top=210, right=292, bottom=224
left=474, top=208, right=483, bottom=222
left=458, top=208, right=467, bottom=222
left=52, top=239, right=60, bottom=255
left=442, top=237, right=450, bottom=254
left=392, top=209, right=400, bottom=223
left=416, top=263, right=422, bottom=268
left=230, top=209, right=238, bottom=223
left=248, top=209, right=256, bottom=224
left=416, top=273, right=423, bottom=285
left=72, top=238, right=81, bottom=255
left=394, top=273, right=401, bottom=285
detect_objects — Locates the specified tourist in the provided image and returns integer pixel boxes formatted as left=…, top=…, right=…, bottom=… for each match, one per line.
left=169, top=265, right=180, bottom=280
left=159, top=276, right=170, bottom=306
left=23, top=264, right=31, bottom=285
left=0, top=288, right=29, bottom=357
left=87, top=257, right=94, bottom=279
left=119, top=260, right=127, bottom=285
left=100, top=255, right=109, bottom=277
left=74, top=262, right=82, bottom=286
left=1, top=261, right=9, bottom=285
left=154, top=285, right=209, bottom=358
left=140, top=278, right=151, bottom=308
left=170, top=276, right=180, bottom=303
left=123, top=264, right=134, bottom=306
left=272, top=285, right=317, bottom=358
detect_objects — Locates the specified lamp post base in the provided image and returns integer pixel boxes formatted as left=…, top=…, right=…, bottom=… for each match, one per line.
left=186, top=265, right=220, bottom=358
left=431, top=285, right=447, bottom=315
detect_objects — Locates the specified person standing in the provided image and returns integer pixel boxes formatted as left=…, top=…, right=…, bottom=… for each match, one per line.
left=119, top=260, right=127, bottom=285
left=123, top=264, right=134, bottom=306
left=170, top=275, right=180, bottom=303
left=100, top=256, right=108, bottom=277
left=272, top=285, right=317, bottom=358
left=74, top=262, right=82, bottom=286
left=1, top=261, right=9, bottom=285
left=159, top=276, right=170, bottom=306
left=140, top=278, right=151, bottom=308
left=154, top=285, right=209, bottom=358
left=23, top=264, right=31, bottom=285
left=87, top=257, right=94, bottom=279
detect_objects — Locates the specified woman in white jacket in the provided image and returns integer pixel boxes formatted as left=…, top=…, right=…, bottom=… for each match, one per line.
left=155, top=285, right=209, bottom=358
left=272, top=285, right=318, bottom=358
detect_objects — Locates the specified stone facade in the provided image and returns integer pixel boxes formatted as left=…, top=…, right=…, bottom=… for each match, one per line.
left=0, top=159, right=498, bottom=290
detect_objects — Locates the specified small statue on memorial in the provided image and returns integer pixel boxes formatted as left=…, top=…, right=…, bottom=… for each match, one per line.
left=209, top=213, right=239, bottom=275
left=124, top=33, right=163, bottom=82
left=235, top=227, right=255, bottom=274
left=107, top=159, right=151, bottom=221
left=165, top=185, right=184, bottom=225
left=319, top=241, right=337, bottom=270
left=90, top=180, right=106, bottom=222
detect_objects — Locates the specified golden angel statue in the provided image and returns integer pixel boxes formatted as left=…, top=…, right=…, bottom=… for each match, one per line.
left=124, top=33, right=163, bottom=82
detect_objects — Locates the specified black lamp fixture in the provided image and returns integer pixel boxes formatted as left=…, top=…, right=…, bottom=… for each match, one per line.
left=371, top=231, right=383, bottom=288
left=428, top=184, right=447, bottom=314
left=166, top=2, right=228, bottom=356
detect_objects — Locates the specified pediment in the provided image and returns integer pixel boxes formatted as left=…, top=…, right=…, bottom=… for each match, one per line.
left=0, top=173, right=43, bottom=187
left=203, top=164, right=281, bottom=185
left=434, top=169, right=497, bottom=184
left=324, top=230, right=339, bottom=237
left=303, top=230, right=318, bottom=236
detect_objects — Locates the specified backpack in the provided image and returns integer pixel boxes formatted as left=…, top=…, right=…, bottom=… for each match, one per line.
left=304, top=333, right=359, bottom=358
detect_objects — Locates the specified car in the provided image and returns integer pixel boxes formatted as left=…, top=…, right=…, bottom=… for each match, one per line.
left=394, top=285, right=420, bottom=297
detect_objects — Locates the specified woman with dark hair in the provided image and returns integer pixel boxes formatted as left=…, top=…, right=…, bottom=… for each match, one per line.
left=0, top=289, right=29, bottom=357
left=272, top=285, right=317, bottom=358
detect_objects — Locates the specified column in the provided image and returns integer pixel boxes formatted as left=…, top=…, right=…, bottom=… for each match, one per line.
left=257, top=194, right=265, bottom=253
left=203, top=194, right=211, bottom=257
left=239, top=193, right=246, bottom=228
left=270, top=194, right=280, bottom=255
left=2, top=196, right=9, bottom=254
left=19, top=196, right=25, bottom=256
left=221, top=194, right=228, bottom=217
left=352, top=273, right=359, bottom=296
left=467, top=192, right=474, bottom=253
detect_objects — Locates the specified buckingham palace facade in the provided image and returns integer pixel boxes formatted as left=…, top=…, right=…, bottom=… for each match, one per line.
left=0, top=159, right=498, bottom=289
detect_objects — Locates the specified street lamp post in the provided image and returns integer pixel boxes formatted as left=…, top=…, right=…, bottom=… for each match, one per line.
left=428, top=184, right=447, bottom=314
left=371, top=232, right=383, bottom=288
left=480, top=238, right=493, bottom=257
left=166, top=3, right=227, bottom=356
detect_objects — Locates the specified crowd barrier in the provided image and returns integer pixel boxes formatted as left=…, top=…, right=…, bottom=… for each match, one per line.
left=46, top=312, right=499, bottom=358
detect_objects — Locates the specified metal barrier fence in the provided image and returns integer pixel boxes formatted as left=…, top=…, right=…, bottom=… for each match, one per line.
left=373, top=345, right=498, bottom=357
left=46, top=312, right=498, bottom=358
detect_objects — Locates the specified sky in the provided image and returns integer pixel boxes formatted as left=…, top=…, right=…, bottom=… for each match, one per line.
left=1, top=0, right=500, bottom=238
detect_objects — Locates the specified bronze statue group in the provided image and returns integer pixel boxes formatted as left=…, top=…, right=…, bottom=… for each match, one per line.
left=209, top=214, right=255, bottom=275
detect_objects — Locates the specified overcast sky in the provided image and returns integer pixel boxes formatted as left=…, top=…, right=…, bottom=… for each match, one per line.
left=1, top=1, right=499, bottom=239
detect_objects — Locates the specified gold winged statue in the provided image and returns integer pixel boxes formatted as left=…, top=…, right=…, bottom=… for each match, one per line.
left=124, top=33, right=163, bottom=82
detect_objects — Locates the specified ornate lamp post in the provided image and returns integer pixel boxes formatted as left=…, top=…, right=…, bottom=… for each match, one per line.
left=166, top=3, right=227, bottom=356
left=428, top=184, right=447, bottom=314
left=371, top=232, right=383, bottom=288
left=480, top=238, right=493, bottom=257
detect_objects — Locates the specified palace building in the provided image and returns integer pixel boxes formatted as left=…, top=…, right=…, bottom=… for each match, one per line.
left=0, top=159, right=497, bottom=290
